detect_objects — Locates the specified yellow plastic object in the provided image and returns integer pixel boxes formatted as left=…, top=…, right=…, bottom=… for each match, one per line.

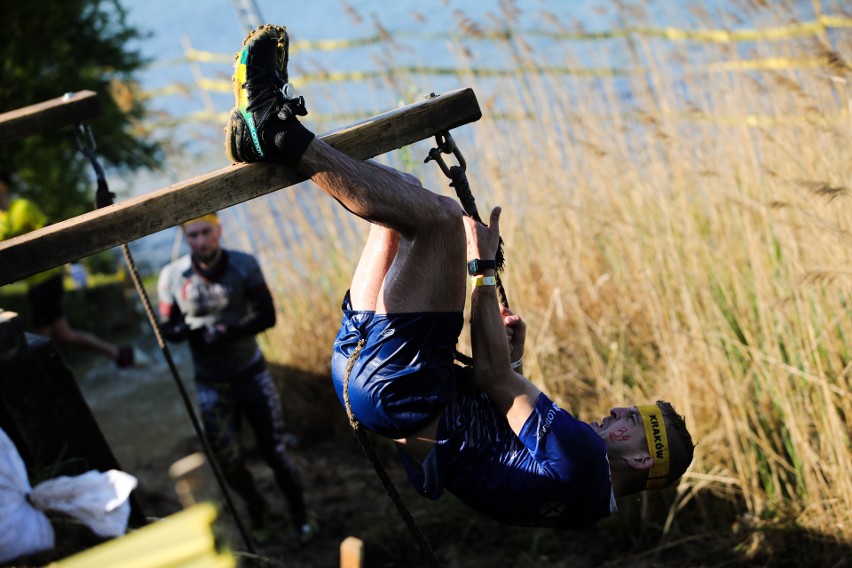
left=51, top=503, right=234, bottom=568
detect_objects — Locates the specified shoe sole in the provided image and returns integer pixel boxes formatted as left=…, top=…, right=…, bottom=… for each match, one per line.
left=227, top=24, right=289, bottom=163
left=224, top=107, right=242, bottom=163
left=224, top=105, right=270, bottom=163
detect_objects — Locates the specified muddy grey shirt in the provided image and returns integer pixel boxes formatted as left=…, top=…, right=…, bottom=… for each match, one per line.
left=157, top=250, right=272, bottom=378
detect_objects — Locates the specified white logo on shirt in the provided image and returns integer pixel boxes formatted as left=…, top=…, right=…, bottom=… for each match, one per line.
left=538, top=403, right=559, bottom=440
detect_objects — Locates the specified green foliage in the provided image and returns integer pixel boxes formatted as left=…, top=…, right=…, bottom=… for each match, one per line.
left=83, top=248, right=121, bottom=274
left=0, top=0, right=160, bottom=222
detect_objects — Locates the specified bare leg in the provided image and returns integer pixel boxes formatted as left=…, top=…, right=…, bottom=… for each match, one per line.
left=299, top=140, right=467, bottom=313
left=38, top=317, right=119, bottom=359
left=349, top=224, right=399, bottom=311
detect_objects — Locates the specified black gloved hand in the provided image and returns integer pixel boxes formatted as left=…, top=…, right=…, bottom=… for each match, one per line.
left=160, top=321, right=189, bottom=342
left=187, top=324, right=232, bottom=349
left=201, top=324, right=229, bottom=346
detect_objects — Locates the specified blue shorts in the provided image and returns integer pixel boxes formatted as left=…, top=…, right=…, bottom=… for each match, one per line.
left=331, top=292, right=464, bottom=438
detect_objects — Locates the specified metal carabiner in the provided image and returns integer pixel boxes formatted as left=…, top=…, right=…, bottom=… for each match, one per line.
left=73, top=123, right=97, bottom=156
left=424, top=130, right=466, bottom=179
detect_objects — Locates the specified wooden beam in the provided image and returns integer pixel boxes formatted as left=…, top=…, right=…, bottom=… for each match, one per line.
left=0, top=90, right=101, bottom=143
left=0, top=88, right=481, bottom=285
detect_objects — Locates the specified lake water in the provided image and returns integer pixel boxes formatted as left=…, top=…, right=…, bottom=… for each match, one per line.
left=118, top=0, right=754, bottom=270
left=113, top=0, right=834, bottom=272
left=119, top=0, right=640, bottom=271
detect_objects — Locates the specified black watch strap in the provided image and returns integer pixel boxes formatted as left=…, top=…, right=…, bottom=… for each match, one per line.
left=468, top=259, right=497, bottom=275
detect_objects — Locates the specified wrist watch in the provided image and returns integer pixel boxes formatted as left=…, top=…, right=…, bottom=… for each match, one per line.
left=467, top=258, right=496, bottom=275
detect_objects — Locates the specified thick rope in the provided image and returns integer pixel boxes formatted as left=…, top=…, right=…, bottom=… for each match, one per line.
left=343, top=339, right=441, bottom=567
left=76, top=123, right=256, bottom=554
left=118, top=243, right=256, bottom=554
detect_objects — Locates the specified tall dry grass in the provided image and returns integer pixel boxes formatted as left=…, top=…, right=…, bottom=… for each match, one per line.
left=229, top=0, right=852, bottom=553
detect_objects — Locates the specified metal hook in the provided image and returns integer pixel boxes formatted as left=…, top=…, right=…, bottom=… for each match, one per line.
left=424, top=130, right=466, bottom=179
left=73, top=123, right=96, bottom=155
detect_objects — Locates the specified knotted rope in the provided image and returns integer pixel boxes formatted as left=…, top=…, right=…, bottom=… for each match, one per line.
left=74, top=121, right=257, bottom=554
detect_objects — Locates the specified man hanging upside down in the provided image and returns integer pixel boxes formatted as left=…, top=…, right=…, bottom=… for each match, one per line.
left=223, top=24, right=694, bottom=529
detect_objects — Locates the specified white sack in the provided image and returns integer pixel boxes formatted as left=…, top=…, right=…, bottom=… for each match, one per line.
left=0, top=427, right=138, bottom=563
left=0, top=427, right=54, bottom=562
left=30, top=469, right=138, bottom=537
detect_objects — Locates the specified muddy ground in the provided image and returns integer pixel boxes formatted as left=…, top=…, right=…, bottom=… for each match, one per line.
left=117, top=363, right=620, bottom=568
left=10, top=362, right=849, bottom=568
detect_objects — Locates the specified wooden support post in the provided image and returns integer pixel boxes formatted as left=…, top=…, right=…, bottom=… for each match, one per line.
left=169, top=452, right=208, bottom=509
left=340, top=536, right=364, bottom=568
left=0, top=90, right=101, bottom=143
left=0, top=88, right=481, bottom=286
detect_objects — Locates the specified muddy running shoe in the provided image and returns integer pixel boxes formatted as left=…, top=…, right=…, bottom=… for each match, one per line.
left=225, top=24, right=315, bottom=165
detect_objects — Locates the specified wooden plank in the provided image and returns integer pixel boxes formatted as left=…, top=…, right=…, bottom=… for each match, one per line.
left=340, top=536, right=364, bottom=568
left=0, top=88, right=481, bottom=285
left=0, top=90, right=101, bottom=143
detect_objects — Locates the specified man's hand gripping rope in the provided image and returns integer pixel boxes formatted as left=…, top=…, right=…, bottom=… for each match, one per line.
left=463, top=207, right=526, bottom=369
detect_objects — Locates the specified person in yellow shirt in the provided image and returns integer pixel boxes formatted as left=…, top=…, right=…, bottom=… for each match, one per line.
left=0, top=170, right=133, bottom=367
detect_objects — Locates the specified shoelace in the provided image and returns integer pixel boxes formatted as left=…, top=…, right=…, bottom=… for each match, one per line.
left=242, top=65, right=308, bottom=127
left=242, top=64, right=284, bottom=112
left=277, top=96, right=308, bottom=120
left=242, top=81, right=285, bottom=132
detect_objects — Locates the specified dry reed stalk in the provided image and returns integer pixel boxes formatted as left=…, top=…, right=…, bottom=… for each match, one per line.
left=464, top=2, right=850, bottom=542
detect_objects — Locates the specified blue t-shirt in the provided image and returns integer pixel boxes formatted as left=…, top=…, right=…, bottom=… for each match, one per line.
left=401, top=386, right=615, bottom=529
left=331, top=293, right=614, bottom=528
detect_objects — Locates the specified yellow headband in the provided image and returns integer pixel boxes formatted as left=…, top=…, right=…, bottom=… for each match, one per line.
left=182, top=213, right=220, bottom=228
left=637, top=404, right=670, bottom=490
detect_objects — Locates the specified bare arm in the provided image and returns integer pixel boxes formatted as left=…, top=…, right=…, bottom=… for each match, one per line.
left=464, top=208, right=541, bottom=434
